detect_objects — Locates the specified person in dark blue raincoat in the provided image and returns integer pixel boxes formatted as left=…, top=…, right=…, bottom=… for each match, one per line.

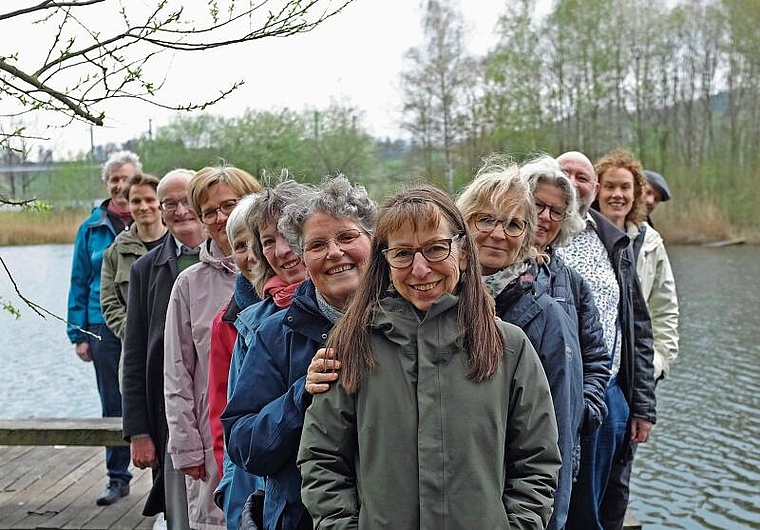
left=221, top=176, right=376, bottom=530
left=456, top=156, right=584, bottom=530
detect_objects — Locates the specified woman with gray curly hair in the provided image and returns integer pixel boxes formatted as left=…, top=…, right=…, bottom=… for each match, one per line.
left=520, top=154, right=611, bottom=440
left=222, top=175, right=376, bottom=530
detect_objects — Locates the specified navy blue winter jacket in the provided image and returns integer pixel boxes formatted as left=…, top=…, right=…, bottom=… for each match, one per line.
left=221, top=280, right=331, bottom=530
left=494, top=260, right=583, bottom=530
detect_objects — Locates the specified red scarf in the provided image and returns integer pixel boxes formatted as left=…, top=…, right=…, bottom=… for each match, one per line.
left=263, top=275, right=302, bottom=308
left=107, top=199, right=132, bottom=226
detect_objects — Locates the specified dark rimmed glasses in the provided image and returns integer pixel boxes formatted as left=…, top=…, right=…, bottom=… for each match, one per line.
left=200, top=199, right=239, bottom=225
left=382, top=234, right=462, bottom=269
left=303, top=228, right=366, bottom=259
left=534, top=200, right=567, bottom=222
left=474, top=213, right=526, bottom=237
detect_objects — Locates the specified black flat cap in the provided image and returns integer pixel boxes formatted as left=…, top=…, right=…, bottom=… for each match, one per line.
left=643, top=170, right=672, bottom=202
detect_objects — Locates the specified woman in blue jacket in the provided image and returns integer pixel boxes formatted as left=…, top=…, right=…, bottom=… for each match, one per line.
left=456, top=157, right=584, bottom=530
left=210, top=178, right=309, bottom=530
left=66, top=150, right=140, bottom=505
left=221, top=175, right=376, bottom=530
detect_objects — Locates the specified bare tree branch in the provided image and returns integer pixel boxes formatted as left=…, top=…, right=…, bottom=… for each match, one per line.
left=0, top=0, right=356, bottom=149
left=0, top=1, right=105, bottom=22
left=0, top=255, right=101, bottom=339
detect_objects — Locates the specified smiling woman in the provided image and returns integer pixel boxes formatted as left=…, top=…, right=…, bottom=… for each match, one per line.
left=456, top=158, right=586, bottom=530
left=162, top=165, right=261, bottom=530
left=221, top=175, right=377, bottom=530
left=297, top=185, right=561, bottom=529
left=100, top=173, right=167, bottom=341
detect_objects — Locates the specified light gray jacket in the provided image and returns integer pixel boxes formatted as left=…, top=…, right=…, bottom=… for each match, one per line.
left=628, top=222, right=680, bottom=380
left=164, top=239, right=236, bottom=530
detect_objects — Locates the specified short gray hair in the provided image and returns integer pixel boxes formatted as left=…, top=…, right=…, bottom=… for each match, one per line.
left=278, top=175, right=377, bottom=255
left=520, top=154, right=585, bottom=248
left=102, top=150, right=142, bottom=182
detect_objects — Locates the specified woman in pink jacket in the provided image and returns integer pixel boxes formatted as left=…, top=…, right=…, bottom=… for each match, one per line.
left=163, top=166, right=260, bottom=530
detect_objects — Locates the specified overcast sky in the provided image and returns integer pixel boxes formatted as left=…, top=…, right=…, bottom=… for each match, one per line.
left=8, top=0, right=552, bottom=159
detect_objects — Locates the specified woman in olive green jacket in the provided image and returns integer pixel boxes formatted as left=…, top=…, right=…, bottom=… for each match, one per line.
left=298, top=186, right=561, bottom=529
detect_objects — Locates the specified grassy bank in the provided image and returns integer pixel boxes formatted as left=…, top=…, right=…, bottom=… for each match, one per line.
left=0, top=209, right=88, bottom=246
left=653, top=194, right=760, bottom=245
left=0, top=202, right=756, bottom=247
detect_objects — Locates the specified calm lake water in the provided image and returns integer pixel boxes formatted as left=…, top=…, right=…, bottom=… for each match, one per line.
left=1, top=244, right=758, bottom=529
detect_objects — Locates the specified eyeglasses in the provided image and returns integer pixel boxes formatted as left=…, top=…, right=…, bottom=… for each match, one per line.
left=232, top=240, right=253, bottom=256
left=382, top=234, right=462, bottom=269
left=474, top=214, right=526, bottom=237
left=200, top=199, right=239, bottom=225
left=160, top=197, right=190, bottom=213
left=303, top=228, right=366, bottom=259
left=534, top=200, right=566, bottom=222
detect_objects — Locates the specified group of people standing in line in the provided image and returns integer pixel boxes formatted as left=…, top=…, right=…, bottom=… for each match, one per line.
left=66, top=146, right=679, bottom=530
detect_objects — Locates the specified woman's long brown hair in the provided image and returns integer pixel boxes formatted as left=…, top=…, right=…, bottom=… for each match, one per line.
left=328, top=185, right=505, bottom=394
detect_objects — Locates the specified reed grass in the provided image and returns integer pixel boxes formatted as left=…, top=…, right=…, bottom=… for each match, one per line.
left=654, top=193, right=758, bottom=244
left=0, top=209, right=89, bottom=246
left=0, top=202, right=754, bottom=246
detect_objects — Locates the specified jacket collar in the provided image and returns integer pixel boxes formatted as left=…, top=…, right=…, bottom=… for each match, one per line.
left=588, top=209, right=630, bottom=256
left=200, top=238, right=237, bottom=275
left=372, top=293, right=461, bottom=351
left=153, top=235, right=179, bottom=268
left=283, top=280, right=333, bottom=342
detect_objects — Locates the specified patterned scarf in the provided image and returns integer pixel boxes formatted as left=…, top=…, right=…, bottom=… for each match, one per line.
left=481, top=260, right=530, bottom=298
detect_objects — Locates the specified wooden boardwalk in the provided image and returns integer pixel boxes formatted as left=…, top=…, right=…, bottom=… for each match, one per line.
left=0, top=445, right=153, bottom=530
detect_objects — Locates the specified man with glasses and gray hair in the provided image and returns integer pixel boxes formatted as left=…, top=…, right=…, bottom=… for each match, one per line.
left=122, top=168, right=204, bottom=529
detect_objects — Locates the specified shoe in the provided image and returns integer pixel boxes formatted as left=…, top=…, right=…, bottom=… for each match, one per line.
left=96, top=480, right=130, bottom=506
left=152, top=512, right=167, bottom=530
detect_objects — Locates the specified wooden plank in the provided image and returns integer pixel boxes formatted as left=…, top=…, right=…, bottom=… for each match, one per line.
left=5, top=447, right=103, bottom=529
left=82, top=471, right=153, bottom=530
left=0, top=446, right=69, bottom=511
left=0, top=418, right=126, bottom=447
left=702, top=238, right=746, bottom=248
left=0, top=446, right=153, bottom=530
left=0, top=446, right=96, bottom=526
left=0, top=446, right=35, bottom=491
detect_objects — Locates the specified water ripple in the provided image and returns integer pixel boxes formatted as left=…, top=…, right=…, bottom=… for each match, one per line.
left=629, top=246, right=760, bottom=530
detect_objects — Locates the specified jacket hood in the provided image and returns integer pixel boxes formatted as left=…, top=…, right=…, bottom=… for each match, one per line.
left=200, top=238, right=237, bottom=274
left=372, top=292, right=461, bottom=352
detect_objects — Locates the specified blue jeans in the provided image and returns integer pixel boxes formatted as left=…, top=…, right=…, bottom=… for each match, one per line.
left=566, top=378, right=629, bottom=530
left=88, top=323, right=132, bottom=484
